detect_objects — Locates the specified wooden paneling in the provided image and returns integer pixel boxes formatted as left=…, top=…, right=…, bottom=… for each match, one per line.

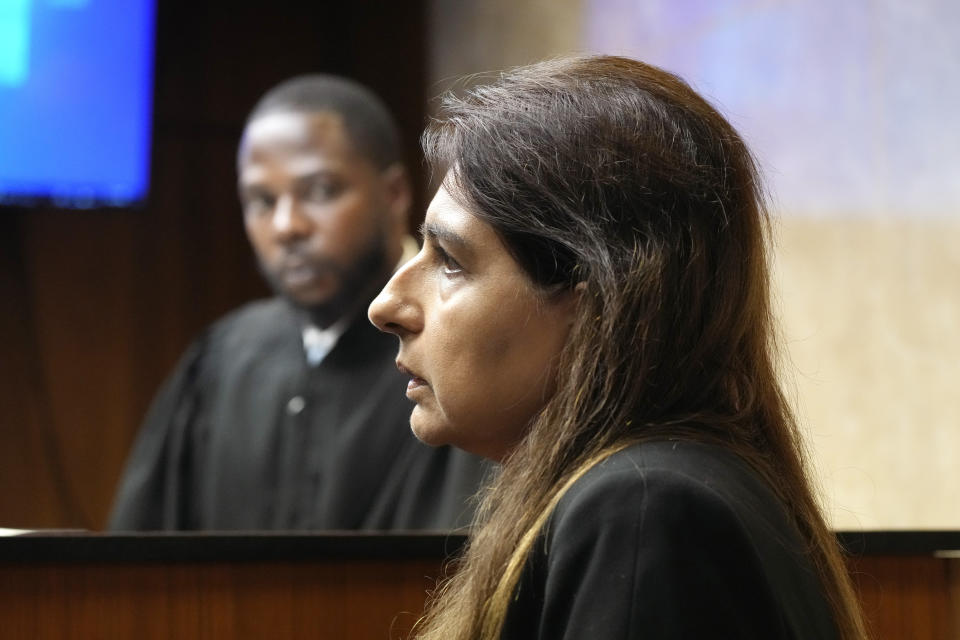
left=848, top=555, right=959, bottom=640
left=0, top=560, right=441, bottom=640
left=0, top=552, right=956, bottom=639
left=951, top=559, right=960, bottom=640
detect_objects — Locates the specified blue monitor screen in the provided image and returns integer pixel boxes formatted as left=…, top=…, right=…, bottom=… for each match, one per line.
left=0, top=0, right=156, bottom=208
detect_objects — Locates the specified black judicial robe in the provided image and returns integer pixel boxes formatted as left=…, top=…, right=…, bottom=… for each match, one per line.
left=501, top=440, right=839, bottom=640
left=109, top=298, right=488, bottom=531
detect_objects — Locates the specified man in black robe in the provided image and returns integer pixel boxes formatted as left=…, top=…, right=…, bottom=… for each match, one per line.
left=108, top=76, right=488, bottom=530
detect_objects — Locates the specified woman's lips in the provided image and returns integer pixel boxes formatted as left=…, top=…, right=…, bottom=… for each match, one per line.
left=398, top=362, right=428, bottom=396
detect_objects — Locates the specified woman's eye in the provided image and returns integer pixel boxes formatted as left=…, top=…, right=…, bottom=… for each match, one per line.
left=437, top=247, right=464, bottom=276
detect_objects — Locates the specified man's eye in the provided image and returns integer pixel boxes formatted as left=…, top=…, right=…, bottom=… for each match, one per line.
left=244, top=193, right=274, bottom=215
left=305, top=181, right=341, bottom=202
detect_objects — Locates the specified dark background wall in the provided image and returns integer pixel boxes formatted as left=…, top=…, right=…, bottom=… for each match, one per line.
left=0, top=2, right=428, bottom=529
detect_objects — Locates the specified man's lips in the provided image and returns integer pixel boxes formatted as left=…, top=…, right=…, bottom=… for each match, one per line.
left=280, top=263, right=318, bottom=284
left=274, top=257, right=320, bottom=283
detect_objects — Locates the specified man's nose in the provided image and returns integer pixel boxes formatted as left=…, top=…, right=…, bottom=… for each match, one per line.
left=271, top=194, right=312, bottom=241
left=368, top=261, right=423, bottom=337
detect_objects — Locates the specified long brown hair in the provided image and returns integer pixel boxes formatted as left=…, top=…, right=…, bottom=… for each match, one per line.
left=415, top=55, right=866, bottom=640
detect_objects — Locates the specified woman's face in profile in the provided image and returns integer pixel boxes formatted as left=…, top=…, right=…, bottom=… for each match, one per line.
left=368, top=184, right=577, bottom=460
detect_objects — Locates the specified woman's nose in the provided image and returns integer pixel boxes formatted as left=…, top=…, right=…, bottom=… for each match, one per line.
left=368, top=261, right=423, bottom=337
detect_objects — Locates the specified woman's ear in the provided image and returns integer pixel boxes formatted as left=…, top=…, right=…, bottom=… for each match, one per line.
left=569, top=282, right=588, bottom=325
left=552, top=281, right=586, bottom=327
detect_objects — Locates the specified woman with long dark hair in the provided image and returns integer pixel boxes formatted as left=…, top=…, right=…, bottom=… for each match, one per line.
left=368, top=55, right=866, bottom=639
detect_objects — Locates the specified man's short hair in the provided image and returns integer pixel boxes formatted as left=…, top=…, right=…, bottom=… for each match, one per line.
left=247, top=74, right=403, bottom=170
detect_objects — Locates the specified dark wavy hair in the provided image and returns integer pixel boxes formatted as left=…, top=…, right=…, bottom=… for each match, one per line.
left=414, top=55, right=866, bottom=640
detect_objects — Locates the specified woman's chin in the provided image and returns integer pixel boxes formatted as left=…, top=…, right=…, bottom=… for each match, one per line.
left=409, top=407, right=448, bottom=448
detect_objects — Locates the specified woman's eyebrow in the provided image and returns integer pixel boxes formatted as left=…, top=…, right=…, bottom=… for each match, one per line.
left=420, top=221, right=472, bottom=256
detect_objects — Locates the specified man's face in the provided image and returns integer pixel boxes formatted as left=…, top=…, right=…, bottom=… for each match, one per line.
left=238, top=110, right=406, bottom=322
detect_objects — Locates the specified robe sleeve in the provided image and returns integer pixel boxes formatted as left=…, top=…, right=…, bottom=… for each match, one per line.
left=107, top=335, right=208, bottom=530
left=521, top=466, right=795, bottom=639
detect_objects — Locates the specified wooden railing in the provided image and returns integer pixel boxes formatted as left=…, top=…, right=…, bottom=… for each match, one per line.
left=1, top=532, right=957, bottom=639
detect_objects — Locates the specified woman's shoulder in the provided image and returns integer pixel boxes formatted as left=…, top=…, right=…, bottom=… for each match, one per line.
left=535, top=439, right=837, bottom=638
left=555, top=440, right=777, bottom=524
left=547, top=438, right=810, bottom=575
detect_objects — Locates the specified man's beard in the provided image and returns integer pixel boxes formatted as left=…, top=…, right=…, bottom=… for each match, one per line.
left=260, top=231, right=391, bottom=328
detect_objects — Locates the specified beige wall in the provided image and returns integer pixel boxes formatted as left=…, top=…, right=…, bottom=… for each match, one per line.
left=776, top=218, right=960, bottom=529
left=428, top=0, right=960, bottom=530
left=428, top=0, right=583, bottom=96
